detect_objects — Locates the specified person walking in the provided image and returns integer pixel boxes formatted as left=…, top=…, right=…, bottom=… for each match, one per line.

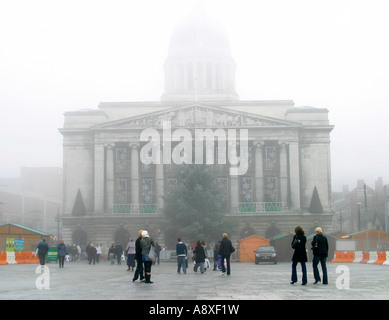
left=290, top=226, right=307, bottom=285
left=193, top=240, right=206, bottom=274
left=88, top=244, right=97, bottom=265
left=218, top=233, right=235, bottom=276
left=57, top=240, right=67, bottom=268
left=213, top=241, right=220, bottom=271
left=312, top=227, right=329, bottom=284
left=133, top=230, right=145, bottom=282
left=108, top=244, right=115, bottom=265
left=176, top=238, right=187, bottom=274
left=115, top=241, right=123, bottom=265
left=126, top=238, right=136, bottom=271
left=155, top=242, right=162, bottom=265
left=140, top=230, right=155, bottom=283
left=37, top=238, right=50, bottom=266
left=96, top=244, right=102, bottom=263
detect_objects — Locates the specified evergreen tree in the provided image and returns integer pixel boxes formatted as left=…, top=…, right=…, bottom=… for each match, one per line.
left=308, top=186, right=323, bottom=213
left=163, top=165, right=235, bottom=245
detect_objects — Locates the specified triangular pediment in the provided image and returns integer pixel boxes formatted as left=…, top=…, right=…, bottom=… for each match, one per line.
left=94, top=104, right=300, bottom=129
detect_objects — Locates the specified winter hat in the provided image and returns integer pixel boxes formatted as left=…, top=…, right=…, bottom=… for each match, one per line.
left=141, top=230, right=149, bottom=237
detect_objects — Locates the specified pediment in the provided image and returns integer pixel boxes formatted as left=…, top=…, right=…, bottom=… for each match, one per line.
left=94, top=104, right=299, bottom=130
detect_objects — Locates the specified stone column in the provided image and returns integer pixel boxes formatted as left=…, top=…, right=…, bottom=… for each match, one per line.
left=289, top=141, right=301, bottom=210
left=156, top=148, right=164, bottom=213
left=106, top=143, right=115, bottom=214
left=279, top=141, right=288, bottom=205
left=230, top=174, right=239, bottom=214
left=94, top=143, right=105, bottom=214
left=254, top=141, right=264, bottom=202
left=230, top=141, right=239, bottom=213
left=130, top=143, right=140, bottom=207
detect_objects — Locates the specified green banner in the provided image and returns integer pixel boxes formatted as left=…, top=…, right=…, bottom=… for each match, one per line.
left=6, top=238, right=15, bottom=252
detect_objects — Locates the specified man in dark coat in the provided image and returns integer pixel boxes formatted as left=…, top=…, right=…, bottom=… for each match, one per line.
left=115, top=241, right=123, bottom=265
left=132, top=230, right=145, bottom=282
left=218, top=233, right=235, bottom=275
left=37, top=239, right=50, bottom=266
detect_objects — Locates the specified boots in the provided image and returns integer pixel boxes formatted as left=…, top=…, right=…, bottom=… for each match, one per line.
left=145, top=273, right=153, bottom=284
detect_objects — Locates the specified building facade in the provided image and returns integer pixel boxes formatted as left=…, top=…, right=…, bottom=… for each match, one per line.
left=59, top=6, right=334, bottom=249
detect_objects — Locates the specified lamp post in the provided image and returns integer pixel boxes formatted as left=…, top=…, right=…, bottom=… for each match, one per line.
left=357, top=202, right=362, bottom=232
left=364, top=184, right=369, bottom=251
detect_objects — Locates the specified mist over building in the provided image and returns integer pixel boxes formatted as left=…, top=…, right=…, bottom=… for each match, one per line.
left=59, top=5, right=334, bottom=248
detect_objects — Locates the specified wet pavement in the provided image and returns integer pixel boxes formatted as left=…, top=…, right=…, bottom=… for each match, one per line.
left=1, top=260, right=388, bottom=301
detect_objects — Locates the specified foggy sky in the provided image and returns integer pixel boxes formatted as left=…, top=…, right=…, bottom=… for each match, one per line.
left=0, top=0, right=388, bottom=192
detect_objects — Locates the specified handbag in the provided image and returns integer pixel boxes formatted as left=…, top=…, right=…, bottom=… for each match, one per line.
left=148, top=245, right=156, bottom=262
left=292, top=235, right=300, bottom=249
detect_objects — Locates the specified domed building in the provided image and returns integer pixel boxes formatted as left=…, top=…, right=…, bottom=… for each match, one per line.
left=59, top=5, right=334, bottom=249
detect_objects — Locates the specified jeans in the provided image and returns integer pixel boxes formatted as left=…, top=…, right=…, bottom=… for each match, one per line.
left=291, top=260, right=307, bottom=284
left=313, top=256, right=328, bottom=283
left=220, top=254, right=231, bottom=275
left=177, top=256, right=187, bottom=273
left=58, top=255, right=65, bottom=268
left=133, top=258, right=144, bottom=281
left=194, top=262, right=205, bottom=273
left=38, top=254, right=46, bottom=265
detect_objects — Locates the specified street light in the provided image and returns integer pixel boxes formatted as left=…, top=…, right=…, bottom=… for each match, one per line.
left=357, top=202, right=362, bottom=232
left=364, top=184, right=369, bottom=251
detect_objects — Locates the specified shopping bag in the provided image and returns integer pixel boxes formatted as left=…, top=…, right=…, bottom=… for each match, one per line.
left=148, top=245, right=156, bottom=262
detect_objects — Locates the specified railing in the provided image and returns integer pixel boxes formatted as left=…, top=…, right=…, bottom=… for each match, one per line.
left=113, top=204, right=159, bottom=214
left=238, top=202, right=285, bottom=214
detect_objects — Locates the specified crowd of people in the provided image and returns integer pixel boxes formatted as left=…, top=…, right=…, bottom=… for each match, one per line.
left=36, top=226, right=329, bottom=285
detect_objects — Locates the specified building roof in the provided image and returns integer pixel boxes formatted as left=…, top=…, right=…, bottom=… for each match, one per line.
left=0, top=223, right=52, bottom=237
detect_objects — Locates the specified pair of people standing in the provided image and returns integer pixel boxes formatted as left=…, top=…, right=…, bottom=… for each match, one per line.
left=290, top=226, right=328, bottom=285
left=132, top=230, right=154, bottom=284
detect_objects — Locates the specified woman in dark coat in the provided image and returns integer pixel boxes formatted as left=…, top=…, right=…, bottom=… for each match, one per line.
left=290, top=226, right=307, bottom=285
left=312, top=227, right=329, bottom=284
left=193, top=240, right=206, bottom=274
left=218, top=233, right=235, bottom=275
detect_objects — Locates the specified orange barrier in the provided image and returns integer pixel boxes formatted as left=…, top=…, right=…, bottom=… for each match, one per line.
left=375, top=251, right=387, bottom=265
left=30, top=252, right=39, bottom=264
left=14, top=252, right=25, bottom=264
left=360, top=251, right=369, bottom=263
left=24, top=252, right=32, bottom=263
left=332, top=251, right=355, bottom=263
left=0, top=251, right=8, bottom=265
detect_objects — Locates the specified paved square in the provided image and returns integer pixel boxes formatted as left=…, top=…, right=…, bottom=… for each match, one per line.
left=1, top=260, right=388, bottom=300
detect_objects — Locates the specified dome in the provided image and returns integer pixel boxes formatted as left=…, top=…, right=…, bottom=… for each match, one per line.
left=162, top=5, right=238, bottom=101
left=167, top=6, right=232, bottom=60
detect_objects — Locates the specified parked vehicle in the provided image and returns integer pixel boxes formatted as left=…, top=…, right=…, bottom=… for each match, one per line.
left=254, top=246, right=277, bottom=264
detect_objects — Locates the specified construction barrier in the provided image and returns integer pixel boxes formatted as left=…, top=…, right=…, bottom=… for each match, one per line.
left=353, top=251, right=363, bottom=263
left=14, top=252, right=25, bottom=264
left=375, top=251, right=387, bottom=265
left=6, top=252, right=16, bottom=264
left=367, top=251, right=378, bottom=264
left=26, top=251, right=39, bottom=264
left=0, top=251, right=8, bottom=265
left=383, top=252, right=389, bottom=266
left=332, top=251, right=355, bottom=263
left=360, top=251, right=370, bottom=263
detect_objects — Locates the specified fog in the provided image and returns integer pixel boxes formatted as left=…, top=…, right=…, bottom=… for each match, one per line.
left=0, top=0, right=388, bottom=192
